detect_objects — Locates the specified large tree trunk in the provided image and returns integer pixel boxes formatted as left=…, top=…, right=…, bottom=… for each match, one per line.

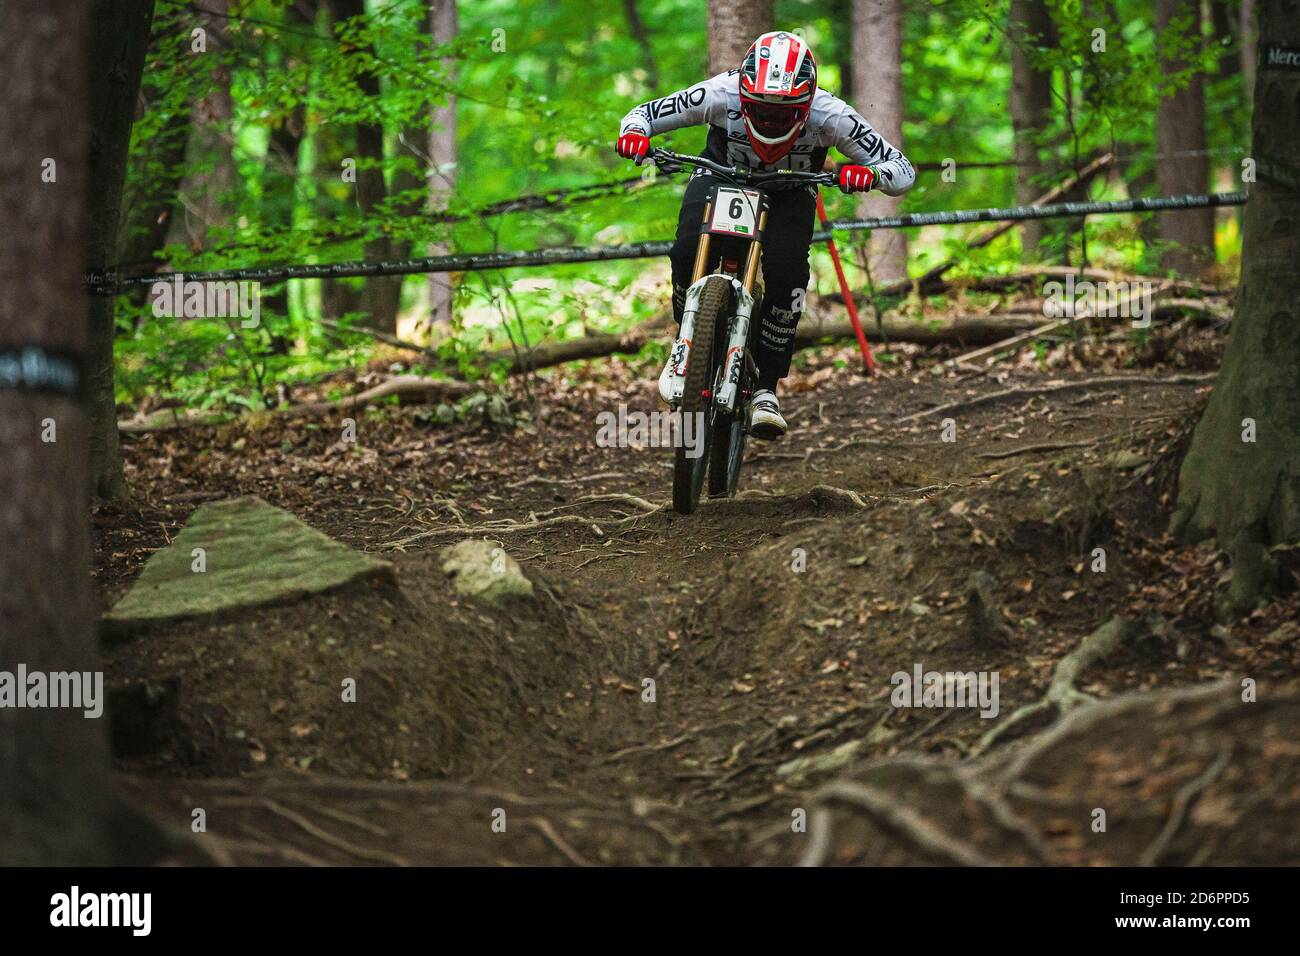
left=1155, top=0, right=1215, bottom=276
left=1171, top=0, right=1300, bottom=615
left=1008, top=0, right=1055, bottom=261
left=85, top=0, right=155, bottom=502
left=329, top=0, right=403, bottom=333
left=706, top=0, right=773, bottom=75
left=1099, top=0, right=1157, bottom=249
left=1240, top=0, right=1257, bottom=105
left=427, top=0, right=458, bottom=333
left=852, top=0, right=908, bottom=285
left=0, top=0, right=114, bottom=865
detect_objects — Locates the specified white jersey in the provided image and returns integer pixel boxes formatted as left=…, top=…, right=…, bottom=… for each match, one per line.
left=620, top=71, right=915, bottom=195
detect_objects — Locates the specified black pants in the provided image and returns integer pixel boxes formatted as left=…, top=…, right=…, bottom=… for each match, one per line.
left=668, top=174, right=816, bottom=392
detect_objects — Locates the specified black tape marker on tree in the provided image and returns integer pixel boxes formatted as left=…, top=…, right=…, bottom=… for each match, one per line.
left=1255, top=154, right=1300, bottom=192
left=0, top=346, right=83, bottom=400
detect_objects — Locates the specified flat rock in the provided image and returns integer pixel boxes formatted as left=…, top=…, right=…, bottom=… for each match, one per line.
left=1104, top=449, right=1149, bottom=471
left=106, top=496, right=394, bottom=627
left=441, top=540, right=533, bottom=603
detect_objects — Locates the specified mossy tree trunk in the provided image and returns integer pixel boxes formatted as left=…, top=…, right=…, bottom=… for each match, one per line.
left=1009, top=0, right=1055, bottom=262
left=1171, top=0, right=1300, bottom=614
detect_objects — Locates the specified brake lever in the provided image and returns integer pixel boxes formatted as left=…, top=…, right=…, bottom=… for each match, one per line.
left=644, top=149, right=679, bottom=173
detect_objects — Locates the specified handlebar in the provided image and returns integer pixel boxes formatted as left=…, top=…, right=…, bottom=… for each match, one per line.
left=648, top=147, right=836, bottom=187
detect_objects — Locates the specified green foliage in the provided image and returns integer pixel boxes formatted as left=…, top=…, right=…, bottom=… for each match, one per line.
left=116, top=0, right=1251, bottom=414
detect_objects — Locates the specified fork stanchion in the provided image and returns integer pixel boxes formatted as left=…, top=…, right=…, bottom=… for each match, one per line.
left=816, top=192, right=874, bottom=375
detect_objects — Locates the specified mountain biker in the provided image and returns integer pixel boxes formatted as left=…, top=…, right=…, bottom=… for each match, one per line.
left=615, top=31, right=915, bottom=439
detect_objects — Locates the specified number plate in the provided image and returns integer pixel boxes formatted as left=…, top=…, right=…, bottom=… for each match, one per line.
left=709, top=187, right=761, bottom=237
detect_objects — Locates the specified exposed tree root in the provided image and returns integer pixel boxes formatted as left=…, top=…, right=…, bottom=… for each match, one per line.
left=524, top=816, right=592, bottom=867
left=527, top=493, right=662, bottom=518
left=797, top=681, right=1266, bottom=866
left=214, top=795, right=412, bottom=866
left=385, top=483, right=876, bottom=550
left=975, top=439, right=1096, bottom=460
left=503, top=471, right=630, bottom=489
left=384, top=497, right=669, bottom=549
left=992, top=680, right=1237, bottom=784
left=1138, top=744, right=1234, bottom=866
left=975, top=616, right=1137, bottom=754
left=570, top=548, right=649, bottom=569
left=798, top=779, right=996, bottom=867
left=601, top=734, right=693, bottom=765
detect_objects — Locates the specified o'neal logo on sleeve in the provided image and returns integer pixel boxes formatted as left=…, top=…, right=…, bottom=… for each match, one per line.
left=1262, top=44, right=1300, bottom=70
left=647, top=85, right=707, bottom=120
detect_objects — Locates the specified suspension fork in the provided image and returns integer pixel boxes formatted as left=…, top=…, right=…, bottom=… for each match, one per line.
left=664, top=201, right=715, bottom=408
left=690, top=200, right=713, bottom=282
left=741, top=209, right=767, bottom=294
left=714, top=209, right=767, bottom=413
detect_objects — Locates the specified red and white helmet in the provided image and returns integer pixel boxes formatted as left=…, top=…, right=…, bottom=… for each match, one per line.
left=738, top=31, right=817, bottom=164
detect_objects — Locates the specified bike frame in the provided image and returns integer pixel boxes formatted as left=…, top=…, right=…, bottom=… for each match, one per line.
left=654, top=148, right=834, bottom=514
left=656, top=149, right=833, bottom=416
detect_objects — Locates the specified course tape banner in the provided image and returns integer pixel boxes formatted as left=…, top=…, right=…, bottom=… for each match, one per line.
left=87, top=192, right=1248, bottom=294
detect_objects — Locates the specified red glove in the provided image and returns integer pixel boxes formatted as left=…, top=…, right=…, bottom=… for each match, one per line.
left=838, top=164, right=877, bottom=193
left=616, top=132, right=650, bottom=162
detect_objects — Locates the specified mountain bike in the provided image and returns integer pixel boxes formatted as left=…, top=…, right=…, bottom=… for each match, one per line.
left=650, top=147, right=835, bottom=515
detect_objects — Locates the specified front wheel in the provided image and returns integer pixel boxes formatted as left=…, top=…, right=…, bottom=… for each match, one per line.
left=707, top=409, right=747, bottom=499
left=672, top=276, right=731, bottom=515
left=708, top=295, right=759, bottom=501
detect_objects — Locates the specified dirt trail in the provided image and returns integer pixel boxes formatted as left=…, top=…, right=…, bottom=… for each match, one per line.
left=95, top=355, right=1300, bottom=865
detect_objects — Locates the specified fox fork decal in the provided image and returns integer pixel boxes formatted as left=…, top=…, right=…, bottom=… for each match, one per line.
left=713, top=281, right=756, bottom=412
left=664, top=279, right=708, bottom=404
